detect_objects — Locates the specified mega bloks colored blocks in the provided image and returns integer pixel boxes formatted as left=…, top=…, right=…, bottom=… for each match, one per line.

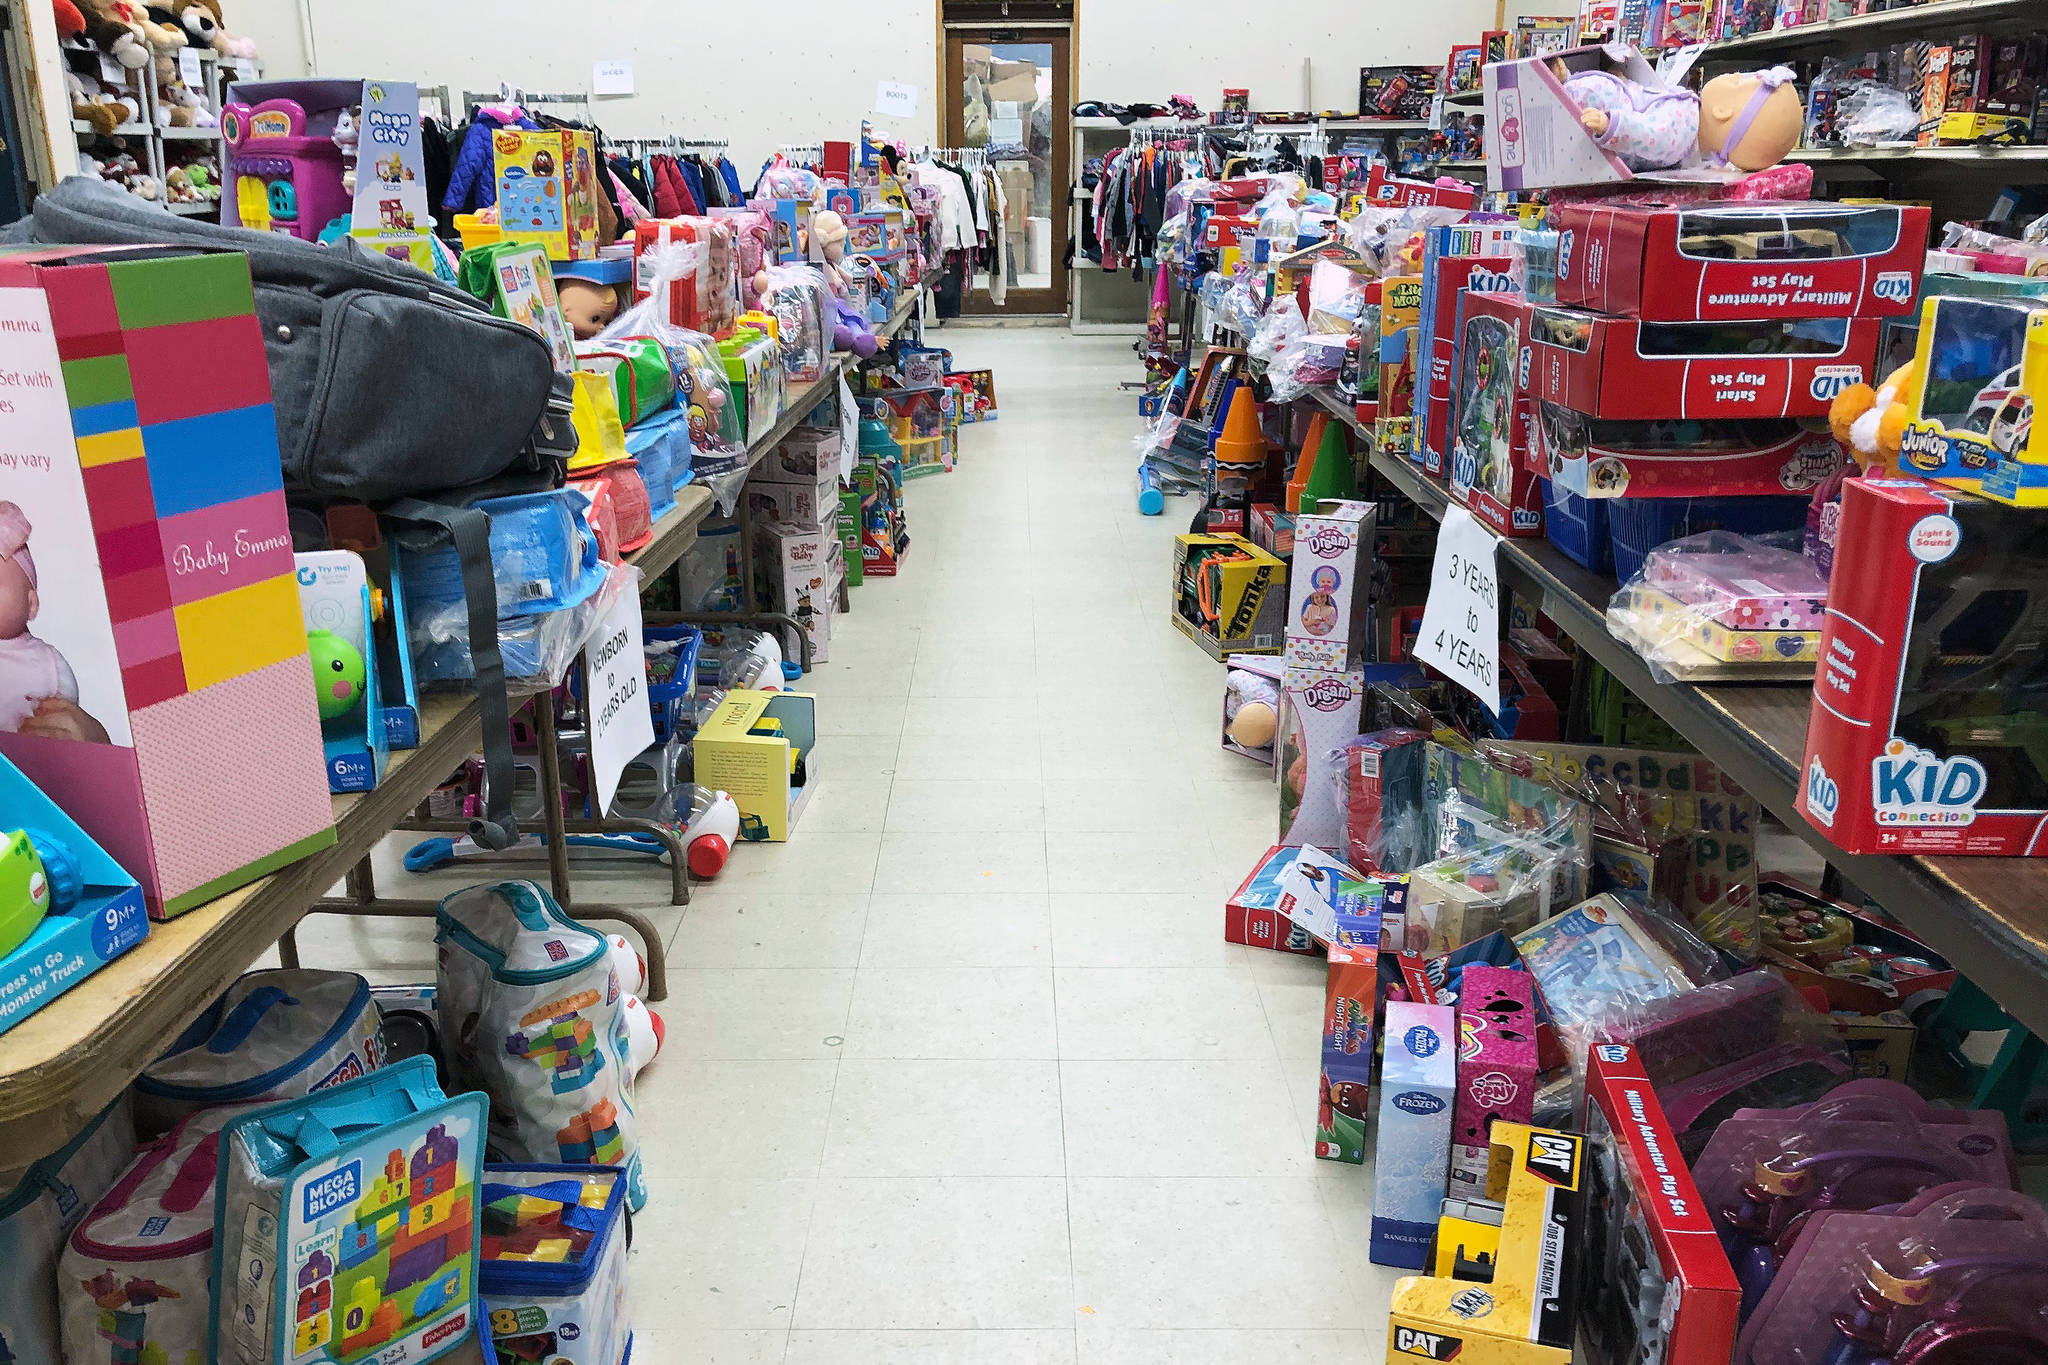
left=0, top=246, right=334, bottom=918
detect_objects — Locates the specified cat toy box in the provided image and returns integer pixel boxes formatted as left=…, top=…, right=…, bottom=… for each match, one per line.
left=0, top=752, right=149, bottom=1037
left=694, top=690, right=817, bottom=842
left=1448, top=966, right=1538, bottom=1195
left=494, top=128, right=602, bottom=262
left=1447, top=290, right=1545, bottom=537
left=1386, top=1122, right=1588, bottom=1364
left=1315, top=886, right=1383, bottom=1164
left=1549, top=200, right=1931, bottom=322
left=1223, top=844, right=1324, bottom=956
left=1798, top=476, right=2048, bottom=855
left=1524, top=306, right=1882, bottom=420
left=1579, top=1044, right=1740, bottom=1365
left=0, top=246, right=336, bottom=919
left=1286, top=500, right=1376, bottom=670
left=1893, top=295, right=2048, bottom=505
left=1370, top=1000, right=1457, bottom=1268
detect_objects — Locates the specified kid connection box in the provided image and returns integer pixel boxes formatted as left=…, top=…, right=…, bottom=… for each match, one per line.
left=0, top=246, right=334, bottom=918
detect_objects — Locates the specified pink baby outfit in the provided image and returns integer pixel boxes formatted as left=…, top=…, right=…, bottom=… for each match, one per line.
left=1565, top=70, right=1700, bottom=172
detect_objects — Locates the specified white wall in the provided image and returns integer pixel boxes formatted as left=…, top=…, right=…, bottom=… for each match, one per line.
left=229, top=0, right=939, bottom=169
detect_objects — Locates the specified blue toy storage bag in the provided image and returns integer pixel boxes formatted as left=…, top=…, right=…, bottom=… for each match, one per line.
left=478, top=1164, right=631, bottom=1365
left=209, top=1055, right=487, bottom=1365
left=624, top=405, right=692, bottom=517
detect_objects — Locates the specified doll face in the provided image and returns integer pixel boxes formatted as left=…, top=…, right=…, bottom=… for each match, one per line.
left=555, top=279, right=619, bottom=340
left=0, top=555, right=34, bottom=639
left=1697, top=73, right=1803, bottom=172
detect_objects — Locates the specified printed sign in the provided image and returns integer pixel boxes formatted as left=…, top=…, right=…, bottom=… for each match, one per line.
left=593, top=60, right=635, bottom=96
left=876, top=80, right=920, bottom=119
left=584, top=588, right=654, bottom=816
left=1413, top=507, right=1501, bottom=714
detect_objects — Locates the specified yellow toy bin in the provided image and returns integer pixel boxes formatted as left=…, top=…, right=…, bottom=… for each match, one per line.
left=455, top=213, right=502, bottom=253
left=693, top=690, right=817, bottom=842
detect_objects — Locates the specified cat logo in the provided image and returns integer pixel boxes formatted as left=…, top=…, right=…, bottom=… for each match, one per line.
left=1526, top=1131, right=1582, bottom=1187
left=1393, top=1325, right=1464, bottom=1358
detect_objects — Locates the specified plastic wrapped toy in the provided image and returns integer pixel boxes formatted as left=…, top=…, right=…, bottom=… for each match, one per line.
left=479, top=1165, right=630, bottom=1365
left=1609, top=531, right=1830, bottom=684
left=436, top=881, right=647, bottom=1211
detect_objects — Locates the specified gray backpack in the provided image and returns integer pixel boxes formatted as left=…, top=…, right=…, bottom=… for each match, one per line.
left=8, top=177, right=580, bottom=848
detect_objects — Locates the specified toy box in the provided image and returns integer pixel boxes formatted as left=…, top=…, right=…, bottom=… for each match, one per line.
left=1362, top=165, right=1478, bottom=212
left=210, top=1056, right=485, bottom=1365
left=1273, top=843, right=1360, bottom=946
left=0, top=246, right=336, bottom=919
left=1448, top=291, right=1545, bottom=537
left=0, top=753, right=148, bottom=1038
left=1223, top=844, right=1324, bottom=955
left=1380, top=276, right=1424, bottom=458
left=1286, top=499, right=1375, bottom=670
left=1894, top=295, right=2048, bottom=503
left=1172, top=533, right=1287, bottom=660
left=751, top=520, right=841, bottom=665
left=494, top=128, right=601, bottom=262
left=1418, top=232, right=1518, bottom=477
left=1449, top=966, right=1538, bottom=1195
left=1360, top=65, right=1441, bottom=120
left=1345, top=728, right=1429, bottom=876
left=1386, top=1122, right=1587, bottom=1364
left=478, top=1165, right=630, bottom=1365
left=218, top=79, right=357, bottom=243
left=1549, top=201, right=1930, bottom=322
left=1371, top=1001, right=1458, bottom=1268
left=747, top=463, right=841, bottom=531
left=1534, top=399, right=1845, bottom=500
left=1920, top=36, right=1991, bottom=146
left=1483, top=44, right=1700, bottom=194
left=1798, top=476, right=2048, bottom=854
left=694, top=690, right=817, bottom=841
left=1279, top=664, right=1368, bottom=849
left=837, top=488, right=863, bottom=588
left=722, top=328, right=785, bottom=446
left=1525, top=305, right=1882, bottom=420
left=761, top=427, right=844, bottom=482
left=633, top=216, right=740, bottom=336
left=1316, top=885, right=1383, bottom=1164
left=1512, top=894, right=1700, bottom=1036
left=296, top=550, right=394, bottom=795
left=1579, top=1044, right=1740, bottom=1365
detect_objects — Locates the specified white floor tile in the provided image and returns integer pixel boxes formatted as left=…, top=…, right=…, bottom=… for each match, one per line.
left=635, top=1060, right=838, bottom=1179
left=1074, top=1328, right=1370, bottom=1365
left=668, top=969, right=855, bottom=1060
left=794, top=1177, right=1074, bottom=1328
left=626, top=1326, right=789, bottom=1365
left=874, top=831, right=1050, bottom=894
left=1060, top=1060, right=1312, bottom=1177
left=886, top=779, right=1048, bottom=833
left=823, top=1059, right=1065, bottom=1176
left=787, top=1330, right=1077, bottom=1364
left=1054, top=968, right=1274, bottom=1062
left=628, top=1178, right=815, bottom=1328
left=668, top=892, right=870, bottom=968
left=1048, top=893, right=1249, bottom=970
left=860, top=892, right=1053, bottom=967
left=844, top=967, right=1058, bottom=1059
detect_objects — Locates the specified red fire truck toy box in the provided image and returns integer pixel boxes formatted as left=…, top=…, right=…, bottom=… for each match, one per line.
left=1550, top=201, right=1929, bottom=323
left=1523, top=306, right=1882, bottom=421
left=1799, top=476, right=2048, bottom=855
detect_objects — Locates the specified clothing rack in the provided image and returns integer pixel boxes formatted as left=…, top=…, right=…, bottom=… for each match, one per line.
left=462, top=88, right=593, bottom=119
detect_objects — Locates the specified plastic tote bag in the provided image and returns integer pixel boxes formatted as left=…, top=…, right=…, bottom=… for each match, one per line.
left=62, top=1102, right=260, bottom=1365
left=478, top=1164, right=631, bottom=1365
left=210, top=1055, right=486, bottom=1365
left=135, top=969, right=385, bottom=1136
left=435, top=880, right=647, bottom=1210
left=0, top=1095, right=135, bottom=1363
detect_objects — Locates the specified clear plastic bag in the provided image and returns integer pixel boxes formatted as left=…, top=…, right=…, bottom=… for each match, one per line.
left=598, top=266, right=746, bottom=459
left=761, top=262, right=831, bottom=384
left=1834, top=79, right=1920, bottom=147
left=1608, top=530, right=1828, bottom=686
left=1251, top=298, right=1313, bottom=401
left=1400, top=813, right=1585, bottom=957
left=1511, top=893, right=1723, bottom=1068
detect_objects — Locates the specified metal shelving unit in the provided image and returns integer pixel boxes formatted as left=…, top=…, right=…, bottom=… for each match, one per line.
left=1703, top=0, right=2037, bottom=60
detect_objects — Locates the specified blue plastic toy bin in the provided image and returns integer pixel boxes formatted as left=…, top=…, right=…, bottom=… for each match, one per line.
left=1605, top=494, right=1809, bottom=583
left=1540, top=478, right=1611, bottom=575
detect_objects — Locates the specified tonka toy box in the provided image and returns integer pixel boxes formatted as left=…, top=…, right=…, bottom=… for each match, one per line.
left=1893, top=294, right=2048, bottom=505
left=1524, top=305, right=1882, bottom=420
left=1549, top=201, right=1930, bottom=322
left=1579, top=1044, right=1740, bottom=1365
left=1172, top=533, right=1287, bottom=660
left=1799, top=476, right=2048, bottom=855
left=1446, top=290, right=1544, bottom=537
left=1385, top=1122, right=1587, bottom=1364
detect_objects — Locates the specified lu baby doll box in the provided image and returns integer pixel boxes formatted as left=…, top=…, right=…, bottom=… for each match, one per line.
left=0, top=245, right=335, bottom=920
left=209, top=1056, right=486, bottom=1365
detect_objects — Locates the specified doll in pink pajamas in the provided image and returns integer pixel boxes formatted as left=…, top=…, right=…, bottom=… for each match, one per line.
left=1559, top=66, right=1701, bottom=172
left=0, top=502, right=107, bottom=743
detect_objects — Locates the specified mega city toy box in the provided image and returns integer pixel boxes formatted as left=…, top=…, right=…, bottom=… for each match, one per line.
left=0, top=245, right=335, bottom=919
left=1549, top=201, right=1930, bottom=322
left=1799, top=476, right=2048, bottom=855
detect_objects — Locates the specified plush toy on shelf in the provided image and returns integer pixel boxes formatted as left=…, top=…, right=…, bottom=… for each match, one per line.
left=0, top=826, right=79, bottom=959
left=75, top=0, right=152, bottom=70
left=67, top=70, right=140, bottom=135
left=1828, top=362, right=1917, bottom=470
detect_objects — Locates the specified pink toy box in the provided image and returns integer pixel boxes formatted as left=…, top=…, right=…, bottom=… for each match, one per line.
left=1448, top=965, right=1538, bottom=1194
left=219, top=79, right=360, bottom=242
left=0, top=246, right=336, bottom=918
left=1484, top=45, right=1697, bottom=194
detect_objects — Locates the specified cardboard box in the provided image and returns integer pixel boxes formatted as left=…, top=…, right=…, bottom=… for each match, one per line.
left=1895, top=295, right=2048, bottom=504
left=1344, top=728, right=1429, bottom=876
left=747, top=465, right=841, bottom=530
left=1550, top=200, right=1930, bottom=322
left=1484, top=45, right=1696, bottom=194
left=1379, top=276, right=1424, bottom=458
left=1279, top=664, right=1367, bottom=847
left=1447, top=291, right=1545, bottom=537
left=1525, top=305, right=1881, bottom=421
left=1535, top=395, right=1845, bottom=500
left=693, top=690, right=817, bottom=841
left=1286, top=500, right=1376, bottom=670
left=1316, top=883, right=1383, bottom=1164
left=1224, top=844, right=1325, bottom=955
left=633, top=216, right=740, bottom=335
left=1172, top=533, right=1287, bottom=659
left=1449, top=967, right=1539, bottom=1195
left=1920, top=35, right=1992, bottom=146
left=1360, top=65, right=1442, bottom=120
left=751, top=521, right=842, bottom=664
left=0, top=246, right=336, bottom=918
left=759, top=427, right=843, bottom=482
left=837, top=488, right=863, bottom=588
left=1581, top=1044, right=1741, bottom=1365
left=1386, top=1122, right=1587, bottom=1363
left=1838, top=1010, right=1915, bottom=1082
left=1418, top=232, right=1518, bottom=477
left=494, top=128, right=601, bottom=261
left=1371, top=1001, right=1458, bottom=1268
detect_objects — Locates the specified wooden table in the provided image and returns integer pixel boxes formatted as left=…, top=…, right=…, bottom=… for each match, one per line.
left=1312, top=388, right=2048, bottom=1037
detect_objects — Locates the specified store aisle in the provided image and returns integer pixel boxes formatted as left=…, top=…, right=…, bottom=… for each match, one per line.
left=635, top=328, right=1407, bottom=1365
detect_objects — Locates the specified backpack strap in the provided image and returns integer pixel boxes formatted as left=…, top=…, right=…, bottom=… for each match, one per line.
left=383, top=498, right=521, bottom=851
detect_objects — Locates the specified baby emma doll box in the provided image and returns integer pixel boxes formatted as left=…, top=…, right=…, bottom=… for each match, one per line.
left=0, top=245, right=334, bottom=919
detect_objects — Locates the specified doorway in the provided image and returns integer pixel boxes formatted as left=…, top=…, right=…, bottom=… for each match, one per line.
left=943, top=28, right=1069, bottom=315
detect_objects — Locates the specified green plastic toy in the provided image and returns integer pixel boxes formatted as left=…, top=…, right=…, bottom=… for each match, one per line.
left=0, top=827, right=78, bottom=959
left=307, top=628, right=367, bottom=721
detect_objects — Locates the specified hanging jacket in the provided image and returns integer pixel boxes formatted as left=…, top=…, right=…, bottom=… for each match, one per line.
left=718, top=158, right=743, bottom=201
left=443, top=108, right=538, bottom=215
left=677, top=158, right=708, bottom=214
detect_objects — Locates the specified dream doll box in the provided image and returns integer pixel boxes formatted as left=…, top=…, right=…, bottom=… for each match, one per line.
left=1285, top=499, right=1375, bottom=670
left=0, top=246, right=335, bottom=919
left=0, top=752, right=148, bottom=1036
left=1798, top=476, right=2048, bottom=855
left=1447, top=290, right=1545, bottom=538
left=1896, top=295, right=2048, bottom=504
left=1549, top=200, right=1930, bottom=322
left=1580, top=1044, right=1740, bottom=1365
left=1524, top=305, right=1881, bottom=420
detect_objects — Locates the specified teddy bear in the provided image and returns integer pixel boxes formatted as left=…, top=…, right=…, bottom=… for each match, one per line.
left=166, top=0, right=218, bottom=48
left=1828, top=362, right=1918, bottom=471
left=67, top=69, right=138, bottom=135
left=136, top=5, right=185, bottom=84
left=74, top=0, right=151, bottom=69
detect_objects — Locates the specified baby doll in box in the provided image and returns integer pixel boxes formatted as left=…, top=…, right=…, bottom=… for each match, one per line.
left=0, top=503, right=108, bottom=745
left=1556, top=55, right=1803, bottom=175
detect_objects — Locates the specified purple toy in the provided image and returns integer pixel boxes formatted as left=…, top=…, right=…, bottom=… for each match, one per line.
left=220, top=80, right=360, bottom=242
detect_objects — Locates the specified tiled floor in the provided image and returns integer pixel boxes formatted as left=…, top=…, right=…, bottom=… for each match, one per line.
left=296, top=327, right=1405, bottom=1363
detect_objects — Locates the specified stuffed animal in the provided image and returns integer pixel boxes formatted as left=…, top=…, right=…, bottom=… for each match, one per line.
left=184, top=161, right=217, bottom=199
left=1828, top=361, right=1917, bottom=470
left=75, top=0, right=150, bottom=68
left=52, top=0, right=84, bottom=39
left=137, top=6, right=184, bottom=83
left=67, top=70, right=137, bottom=134
left=166, top=0, right=216, bottom=47
left=332, top=103, right=359, bottom=192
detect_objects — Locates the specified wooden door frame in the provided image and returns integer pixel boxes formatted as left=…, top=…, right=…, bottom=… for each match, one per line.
left=943, top=26, right=1071, bottom=314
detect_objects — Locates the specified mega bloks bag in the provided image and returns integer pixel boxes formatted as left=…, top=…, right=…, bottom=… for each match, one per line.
left=209, top=1056, right=486, bottom=1365
left=62, top=1102, right=260, bottom=1365
left=135, top=969, right=385, bottom=1136
left=435, top=881, right=647, bottom=1210
left=478, top=1164, right=631, bottom=1365
left=0, top=1096, right=135, bottom=1365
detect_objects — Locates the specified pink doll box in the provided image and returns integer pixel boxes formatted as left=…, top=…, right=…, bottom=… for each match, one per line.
left=0, top=246, right=334, bottom=919
left=1448, top=965, right=1538, bottom=1195
left=1639, top=533, right=1828, bottom=630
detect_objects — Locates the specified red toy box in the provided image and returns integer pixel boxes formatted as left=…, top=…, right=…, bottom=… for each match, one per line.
left=1447, top=290, right=1546, bottom=536
left=1224, top=844, right=1323, bottom=955
left=1799, top=476, right=2048, bottom=855
left=1580, top=1043, right=1741, bottom=1365
left=1420, top=254, right=1516, bottom=477
left=1533, top=399, right=1845, bottom=500
left=1551, top=201, right=1930, bottom=322
left=1362, top=164, right=1477, bottom=212
left=1524, top=306, right=1882, bottom=421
